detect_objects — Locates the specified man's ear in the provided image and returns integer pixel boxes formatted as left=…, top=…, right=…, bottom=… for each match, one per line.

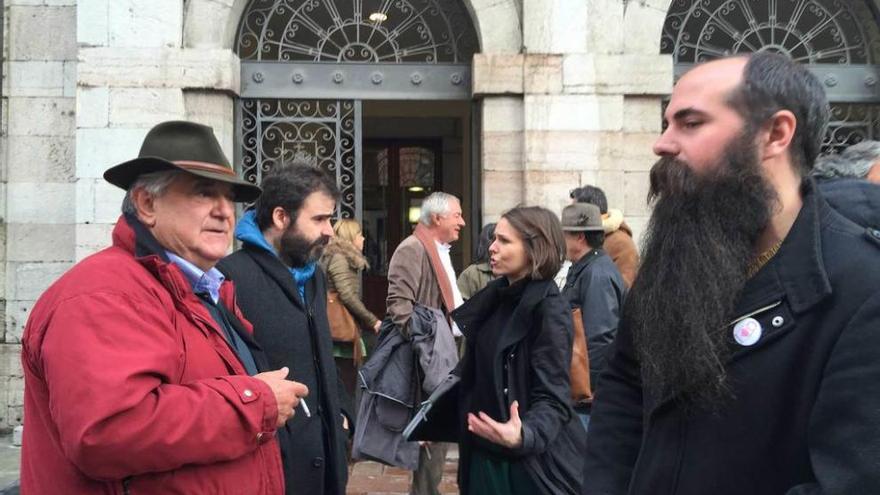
left=760, top=110, right=797, bottom=161
left=867, top=161, right=880, bottom=184
left=131, top=188, right=157, bottom=227
left=271, top=206, right=289, bottom=230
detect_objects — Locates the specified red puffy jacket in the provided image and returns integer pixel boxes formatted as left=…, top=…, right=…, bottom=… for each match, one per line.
left=20, top=216, right=284, bottom=494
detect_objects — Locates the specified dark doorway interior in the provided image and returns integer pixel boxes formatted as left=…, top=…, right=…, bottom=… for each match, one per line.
left=361, top=139, right=442, bottom=318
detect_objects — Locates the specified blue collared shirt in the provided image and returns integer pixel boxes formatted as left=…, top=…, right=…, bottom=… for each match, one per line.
left=165, top=251, right=225, bottom=304
left=166, top=251, right=259, bottom=376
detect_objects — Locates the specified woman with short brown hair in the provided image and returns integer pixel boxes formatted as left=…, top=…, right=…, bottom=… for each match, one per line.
left=433, top=205, right=586, bottom=494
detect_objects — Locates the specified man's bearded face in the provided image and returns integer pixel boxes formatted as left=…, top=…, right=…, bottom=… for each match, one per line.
left=628, top=129, right=779, bottom=408
left=279, top=222, right=330, bottom=268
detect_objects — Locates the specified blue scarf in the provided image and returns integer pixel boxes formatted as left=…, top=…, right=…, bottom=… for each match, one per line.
left=234, top=210, right=317, bottom=302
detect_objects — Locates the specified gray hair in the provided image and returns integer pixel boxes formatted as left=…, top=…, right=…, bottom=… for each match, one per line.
left=813, top=140, right=880, bottom=180
left=120, top=170, right=184, bottom=215
left=418, top=192, right=459, bottom=226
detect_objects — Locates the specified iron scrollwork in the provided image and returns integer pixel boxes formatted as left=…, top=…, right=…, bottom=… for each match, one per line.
left=239, top=99, right=360, bottom=219
left=823, top=102, right=880, bottom=153
left=236, top=0, right=478, bottom=63
left=662, top=0, right=880, bottom=154
left=661, top=0, right=880, bottom=64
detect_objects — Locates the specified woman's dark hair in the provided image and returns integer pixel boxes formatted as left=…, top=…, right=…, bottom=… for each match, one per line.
left=500, top=206, right=565, bottom=280
left=474, top=223, right=497, bottom=263
left=255, top=162, right=340, bottom=231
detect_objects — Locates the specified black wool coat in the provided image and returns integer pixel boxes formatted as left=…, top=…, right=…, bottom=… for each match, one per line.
left=583, top=180, right=880, bottom=495
left=818, top=177, right=880, bottom=230
left=451, top=277, right=587, bottom=495
left=219, top=245, right=349, bottom=495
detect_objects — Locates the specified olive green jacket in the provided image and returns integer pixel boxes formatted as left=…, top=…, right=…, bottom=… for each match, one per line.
left=457, top=262, right=495, bottom=300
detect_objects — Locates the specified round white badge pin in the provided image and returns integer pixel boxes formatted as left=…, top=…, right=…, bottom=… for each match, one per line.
left=733, top=317, right=762, bottom=346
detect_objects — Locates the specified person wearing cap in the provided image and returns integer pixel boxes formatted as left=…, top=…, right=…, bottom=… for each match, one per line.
left=569, top=185, right=640, bottom=288
left=559, top=202, right=626, bottom=431
left=20, top=120, right=306, bottom=494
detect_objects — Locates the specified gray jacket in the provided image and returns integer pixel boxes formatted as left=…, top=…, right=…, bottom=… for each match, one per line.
left=561, top=248, right=626, bottom=390
left=352, top=304, right=458, bottom=469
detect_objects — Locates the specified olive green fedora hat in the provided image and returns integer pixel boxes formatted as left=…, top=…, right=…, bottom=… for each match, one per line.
left=103, top=120, right=261, bottom=202
left=561, top=202, right=605, bottom=232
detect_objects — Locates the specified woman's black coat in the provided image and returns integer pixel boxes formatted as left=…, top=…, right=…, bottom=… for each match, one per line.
left=451, top=277, right=586, bottom=495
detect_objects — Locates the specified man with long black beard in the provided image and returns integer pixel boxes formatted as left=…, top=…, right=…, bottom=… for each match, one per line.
left=220, top=163, right=352, bottom=495
left=583, top=53, right=880, bottom=494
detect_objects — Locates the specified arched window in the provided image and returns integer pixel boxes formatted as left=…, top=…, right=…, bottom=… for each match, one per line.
left=662, top=0, right=880, bottom=152
left=236, top=0, right=478, bottom=63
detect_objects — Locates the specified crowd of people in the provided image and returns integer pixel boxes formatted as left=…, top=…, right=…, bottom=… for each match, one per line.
left=17, top=50, right=880, bottom=494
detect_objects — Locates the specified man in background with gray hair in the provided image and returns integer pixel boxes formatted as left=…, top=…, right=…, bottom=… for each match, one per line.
left=386, top=191, right=466, bottom=495
left=813, top=140, right=880, bottom=229
left=813, top=140, right=880, bottom=183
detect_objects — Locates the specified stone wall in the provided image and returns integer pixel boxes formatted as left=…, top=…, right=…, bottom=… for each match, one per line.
left=475, top=0, right=672, bottom=240
left=1, top=0, right=78, bottom=430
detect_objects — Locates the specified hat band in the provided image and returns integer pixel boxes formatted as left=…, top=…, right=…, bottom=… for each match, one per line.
left=173, top=160, right=236, bottom=177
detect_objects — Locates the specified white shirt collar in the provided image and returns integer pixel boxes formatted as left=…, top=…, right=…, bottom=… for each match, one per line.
left=434, top=240, right=451, bottom=252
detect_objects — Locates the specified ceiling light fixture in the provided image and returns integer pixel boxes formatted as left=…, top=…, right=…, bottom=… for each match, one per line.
left=368, top=12, right=388, bottom=22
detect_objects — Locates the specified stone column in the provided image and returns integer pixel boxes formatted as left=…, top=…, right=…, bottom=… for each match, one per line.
left=473, top=55, right=526, bottom=223
left=1, top=1, right=77, bottom=429
left=518, top=0, right=672, bottom=241
left=520, top=0, right=590, bottom=217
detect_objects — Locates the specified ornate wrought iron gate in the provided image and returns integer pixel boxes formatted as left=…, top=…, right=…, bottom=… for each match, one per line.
left=662, top=0, right=880, bottom=152
left=238, top=99, right=361, bottom=219
left=234, top=0, right=478, bottom=220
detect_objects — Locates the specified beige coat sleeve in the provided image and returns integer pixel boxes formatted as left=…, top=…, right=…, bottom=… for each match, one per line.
left=325, top=254, right=380, bottom=328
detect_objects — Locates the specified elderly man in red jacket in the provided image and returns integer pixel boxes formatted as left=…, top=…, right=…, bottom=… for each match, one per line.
left=20, top=121, right=307, bottom=493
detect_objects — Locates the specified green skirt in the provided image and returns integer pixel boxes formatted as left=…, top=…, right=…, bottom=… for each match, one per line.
left=468, top=449, right=539, bottom=495
left=332, top=338, right=367, bottom=359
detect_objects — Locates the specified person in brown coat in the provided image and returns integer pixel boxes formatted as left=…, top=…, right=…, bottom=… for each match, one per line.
left=386, top=191, right=466, bottom=495
left=570, top=185, right=639, bottom=287
left=320, top=219, right=381, bottom=400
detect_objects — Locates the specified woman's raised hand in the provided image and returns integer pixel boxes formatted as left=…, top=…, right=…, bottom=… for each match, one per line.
left=466, top=401, right=523, bottom=449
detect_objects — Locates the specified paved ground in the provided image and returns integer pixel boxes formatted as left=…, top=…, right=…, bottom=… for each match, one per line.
left=0, top=434, right=20, bottom=493
left=0, top=433, right=458, bottom=494
left=347, top=447, right=459, bottom=495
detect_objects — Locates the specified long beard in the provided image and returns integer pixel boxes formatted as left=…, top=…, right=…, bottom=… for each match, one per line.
left=280, top=228, right=329, bottom=268
left=629, top=134, right=778, bottom=409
